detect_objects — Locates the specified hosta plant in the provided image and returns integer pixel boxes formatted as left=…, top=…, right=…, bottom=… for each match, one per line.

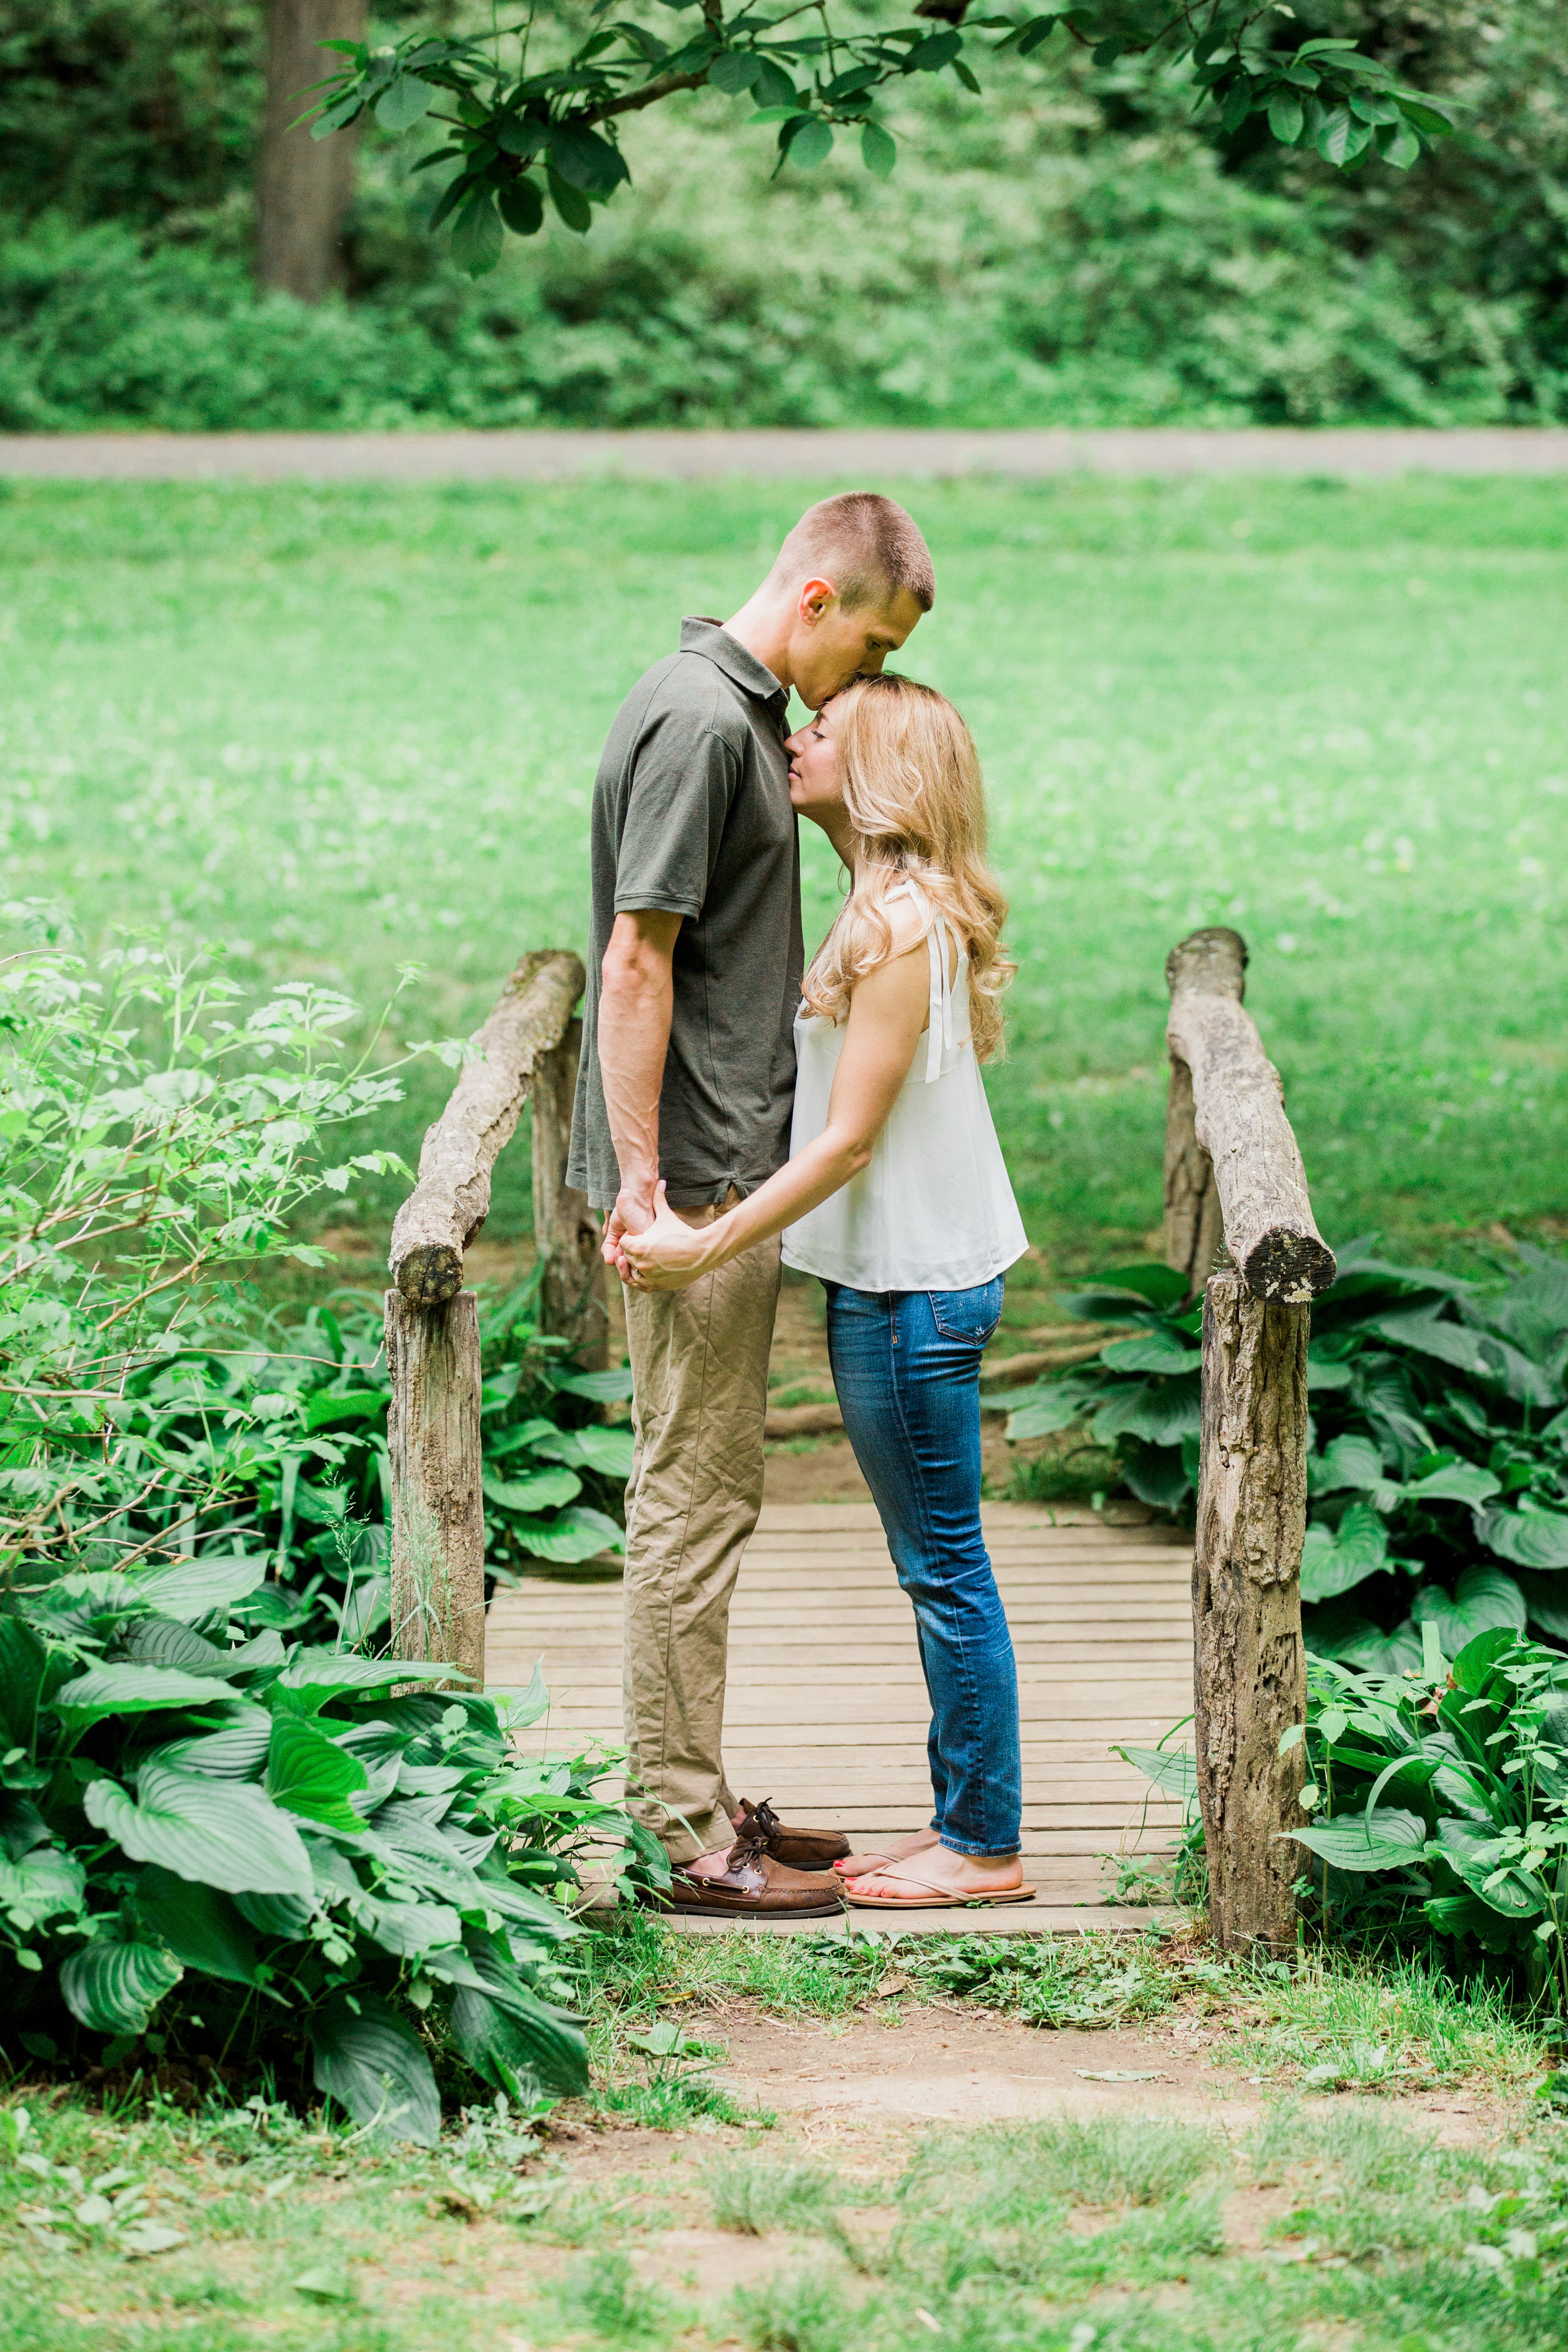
left=999, top=1239, right=1568, bottom=1668
left=1286, top=1626, right=1568, bottom=2011
left=0, top=1548, right=666, bottom=2136
left=1124, top=1625, right=1568, bottom=2008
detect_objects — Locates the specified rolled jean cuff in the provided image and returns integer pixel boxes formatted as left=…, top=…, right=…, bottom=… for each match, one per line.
left=939, top=1836, right=1022, bottom=1858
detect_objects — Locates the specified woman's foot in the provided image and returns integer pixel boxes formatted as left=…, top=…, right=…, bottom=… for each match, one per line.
left=843, top=1845, right=1028, bottom=1904
left=832, top=1826, right=941, bottom=1878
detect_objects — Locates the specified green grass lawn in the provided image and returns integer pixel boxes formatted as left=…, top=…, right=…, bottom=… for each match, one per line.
left=3, top=471, right=1565, bottom=1269
left=3, top=1926, right=1564, bottom=2352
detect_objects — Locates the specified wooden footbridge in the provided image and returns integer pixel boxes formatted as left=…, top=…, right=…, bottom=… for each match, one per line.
left=487, top=1503, right=1193, bottom=1932
left=384, top=927, right=1335, bottom=1952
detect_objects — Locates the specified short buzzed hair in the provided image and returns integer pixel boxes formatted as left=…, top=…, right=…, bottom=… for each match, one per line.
left=768, top=492, right=935, bottom=616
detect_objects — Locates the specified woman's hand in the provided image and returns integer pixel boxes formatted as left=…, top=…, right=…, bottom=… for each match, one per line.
left=618, top=1182, right=723, bottom=1291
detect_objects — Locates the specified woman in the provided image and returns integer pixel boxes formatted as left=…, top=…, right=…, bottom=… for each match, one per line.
left=620, top=672, right=1032, bottom=1908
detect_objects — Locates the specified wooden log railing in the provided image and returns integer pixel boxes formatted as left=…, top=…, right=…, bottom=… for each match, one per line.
left=385, top=949, right=606, bottom=1694
left=1164, top=926, right=1337, bottom=1957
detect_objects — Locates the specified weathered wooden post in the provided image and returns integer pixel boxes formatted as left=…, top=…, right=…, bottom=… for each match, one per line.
left=530, top=1017, right=608, bottom=1371
left=1164, top=928, right=1337, bottom=1957
left=385, top=949, right=588, bottom=1690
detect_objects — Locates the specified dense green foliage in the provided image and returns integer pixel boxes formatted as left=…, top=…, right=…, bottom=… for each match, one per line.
left=1002, top=1241, right=1568, bottom=1661
left=0, top=923, right=626, bottom=1618
left=3, top=471, right=1563, bottom=1267
left=1129, top=1622, right=1568, bottom=2006
left=0, top=1, right=1564, bottom=425
left=0, top=919, right=655, bottom=2121
left=0, top=1581, right=617, bottom=2129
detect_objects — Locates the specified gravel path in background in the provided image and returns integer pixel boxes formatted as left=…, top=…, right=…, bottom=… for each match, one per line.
left=4, top=425, right=1568, bottom=481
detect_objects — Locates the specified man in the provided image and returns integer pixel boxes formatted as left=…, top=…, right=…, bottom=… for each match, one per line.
left=566, top=493, right=935, bottom=1917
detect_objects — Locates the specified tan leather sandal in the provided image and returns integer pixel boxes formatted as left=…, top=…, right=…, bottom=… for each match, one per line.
left=842, top=1864, right=1037, bottom=1910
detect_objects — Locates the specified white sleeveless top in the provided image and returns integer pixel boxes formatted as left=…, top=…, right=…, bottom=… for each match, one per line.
left=780, top=882, right=1029, bottom=1293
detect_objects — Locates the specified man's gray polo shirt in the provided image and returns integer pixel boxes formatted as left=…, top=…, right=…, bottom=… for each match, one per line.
left=567, top=618, right=803, bottom=1212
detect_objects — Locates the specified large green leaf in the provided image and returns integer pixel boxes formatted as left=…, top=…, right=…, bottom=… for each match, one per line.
left=511, top=1506, right=625, bottom=1564
left=0, top=1845, right=86, bottom=1934
left=1116, top=1744, right=1198, bottom=1803
left=134, top=1865, right=263, bottom=1986
left=352, top=1894, right=463, bottom=1958
left=1300, top=1502, right=1389, bottom=1602
left=1308, top=1434, right=1385, bottom=1495
left=1401, top=1461, right=1502, bottom=1508
left=85, top=1763, right=314, bottom=1897
left=1285, top=1806, right=1427, bottom=1873
left=1064, top=1264, right=1189, bottom=1313
left=442, top=1941, right=588, bottom=2094
left=552, top=1367, right=635, bottom=1404
left=266, top=1715, right=370, bottom=1832
left=1476, top=1503, right=1568, bottom=1570
left=482, top=1467, right=583, bottom=1513
left=272, top=1648, right=455, bottom=1710
left=309, top=1994, right=440, bottom=2145
left=1098, top=1330, right=1201, bottom=1375
left=1413, top=1567, right=1526, bottom=1656
left=125, top=1616, right=239, bottom=1677
left=1370, top=1313, right=1558, bottom=1407
left=1091, top=1375, right=1201, bottom=1448
left=132, top=1555, right=267, bottom=1623
left=0, top=1615, right=48, bottom=1749
left=1003, top=1377, right=1099, bottom=1442
left=1435, top=1818, right=1542, bottom=1917
left=147, top=1708, right=273, bottom=1779
left=570, top=1424, right=636, bottom=1480
left=60, top=1938, right=183, bottom=2035
left=53, top=1662, right=245, bottom=1721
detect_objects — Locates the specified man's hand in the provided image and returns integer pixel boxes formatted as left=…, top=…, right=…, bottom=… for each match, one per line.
left=601, top=1190, right=654, bottom=1283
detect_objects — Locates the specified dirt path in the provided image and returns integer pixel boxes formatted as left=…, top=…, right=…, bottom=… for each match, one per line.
left=5, top=426, right=1568, bottom=481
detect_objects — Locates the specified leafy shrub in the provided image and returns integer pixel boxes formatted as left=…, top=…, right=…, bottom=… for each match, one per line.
left=0, top=916, right=629, bottom=1631
left=999, top=1239, right=1568, bottom=1663
left=0, top=914, right=664, bottom=2118
left=1126, top=1624, right=1568, bottom=2007
left=1287, top=1628, right=1568, bottom=2010
left=0, top=1539, right=663, bottom=2125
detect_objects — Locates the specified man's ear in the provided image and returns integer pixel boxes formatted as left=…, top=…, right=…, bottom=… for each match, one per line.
left=797, top=575, right=837, bottom=626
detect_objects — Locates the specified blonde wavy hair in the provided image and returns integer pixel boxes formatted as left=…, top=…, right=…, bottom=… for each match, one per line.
left=802, top=672, right=1014, bottom=1064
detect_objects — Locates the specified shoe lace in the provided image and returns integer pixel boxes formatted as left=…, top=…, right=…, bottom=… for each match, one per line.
left=747, top=1797, right=783, bottom=1843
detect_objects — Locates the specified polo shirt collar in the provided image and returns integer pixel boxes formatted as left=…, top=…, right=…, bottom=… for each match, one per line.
left=681, top=617, right=788, bottom=712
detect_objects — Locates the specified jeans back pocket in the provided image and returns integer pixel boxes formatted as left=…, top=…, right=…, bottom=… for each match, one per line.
left=928, top=1277, right=1006, bottom=1345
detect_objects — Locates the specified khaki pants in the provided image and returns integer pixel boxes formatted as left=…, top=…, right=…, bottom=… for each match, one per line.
left=620, top=1200, right=781, bottom=1862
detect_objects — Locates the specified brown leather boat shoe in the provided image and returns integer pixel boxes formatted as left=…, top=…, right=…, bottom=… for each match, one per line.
left=733, top=1796, right=851, bottom=1872
left=658, top=1830, right=847, bottom=1919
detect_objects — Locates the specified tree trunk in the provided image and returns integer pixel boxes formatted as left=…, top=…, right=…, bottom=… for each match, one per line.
left=257, top=0, right=366, bottom=301
left=384, top=1289, right=485, bottom=1693
left=1192, top=1268, right=1308, bottom=1956
left=530, top=1017, right=608, bottom=1368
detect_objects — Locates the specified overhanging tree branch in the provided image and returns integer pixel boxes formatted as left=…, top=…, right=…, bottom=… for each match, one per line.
left=294, top=2, right=1457, bottom=277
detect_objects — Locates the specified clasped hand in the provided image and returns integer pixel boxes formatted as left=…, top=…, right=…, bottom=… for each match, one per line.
left=610, top=1180, right=716, bottom=1291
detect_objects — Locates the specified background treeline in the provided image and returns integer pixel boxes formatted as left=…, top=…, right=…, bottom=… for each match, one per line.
left=1, top=0, right=1565, bottom=428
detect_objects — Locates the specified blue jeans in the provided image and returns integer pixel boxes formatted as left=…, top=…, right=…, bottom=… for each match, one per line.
left=824, top=1278, right=1022, bottom=1858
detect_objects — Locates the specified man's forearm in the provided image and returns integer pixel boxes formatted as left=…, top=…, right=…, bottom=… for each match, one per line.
left=598, top=910, right=681, bottom=1226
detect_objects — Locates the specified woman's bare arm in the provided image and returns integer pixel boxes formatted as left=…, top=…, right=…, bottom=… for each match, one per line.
left=620, top=930, right=932, bottom=1288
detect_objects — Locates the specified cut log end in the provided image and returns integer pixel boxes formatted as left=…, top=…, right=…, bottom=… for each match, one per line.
left=1241, top=1227, right=1338, bottom=1305
left=1165, top=926, right=1248, bottom=1003
left=395, top=1242, right=464, bottom=1309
